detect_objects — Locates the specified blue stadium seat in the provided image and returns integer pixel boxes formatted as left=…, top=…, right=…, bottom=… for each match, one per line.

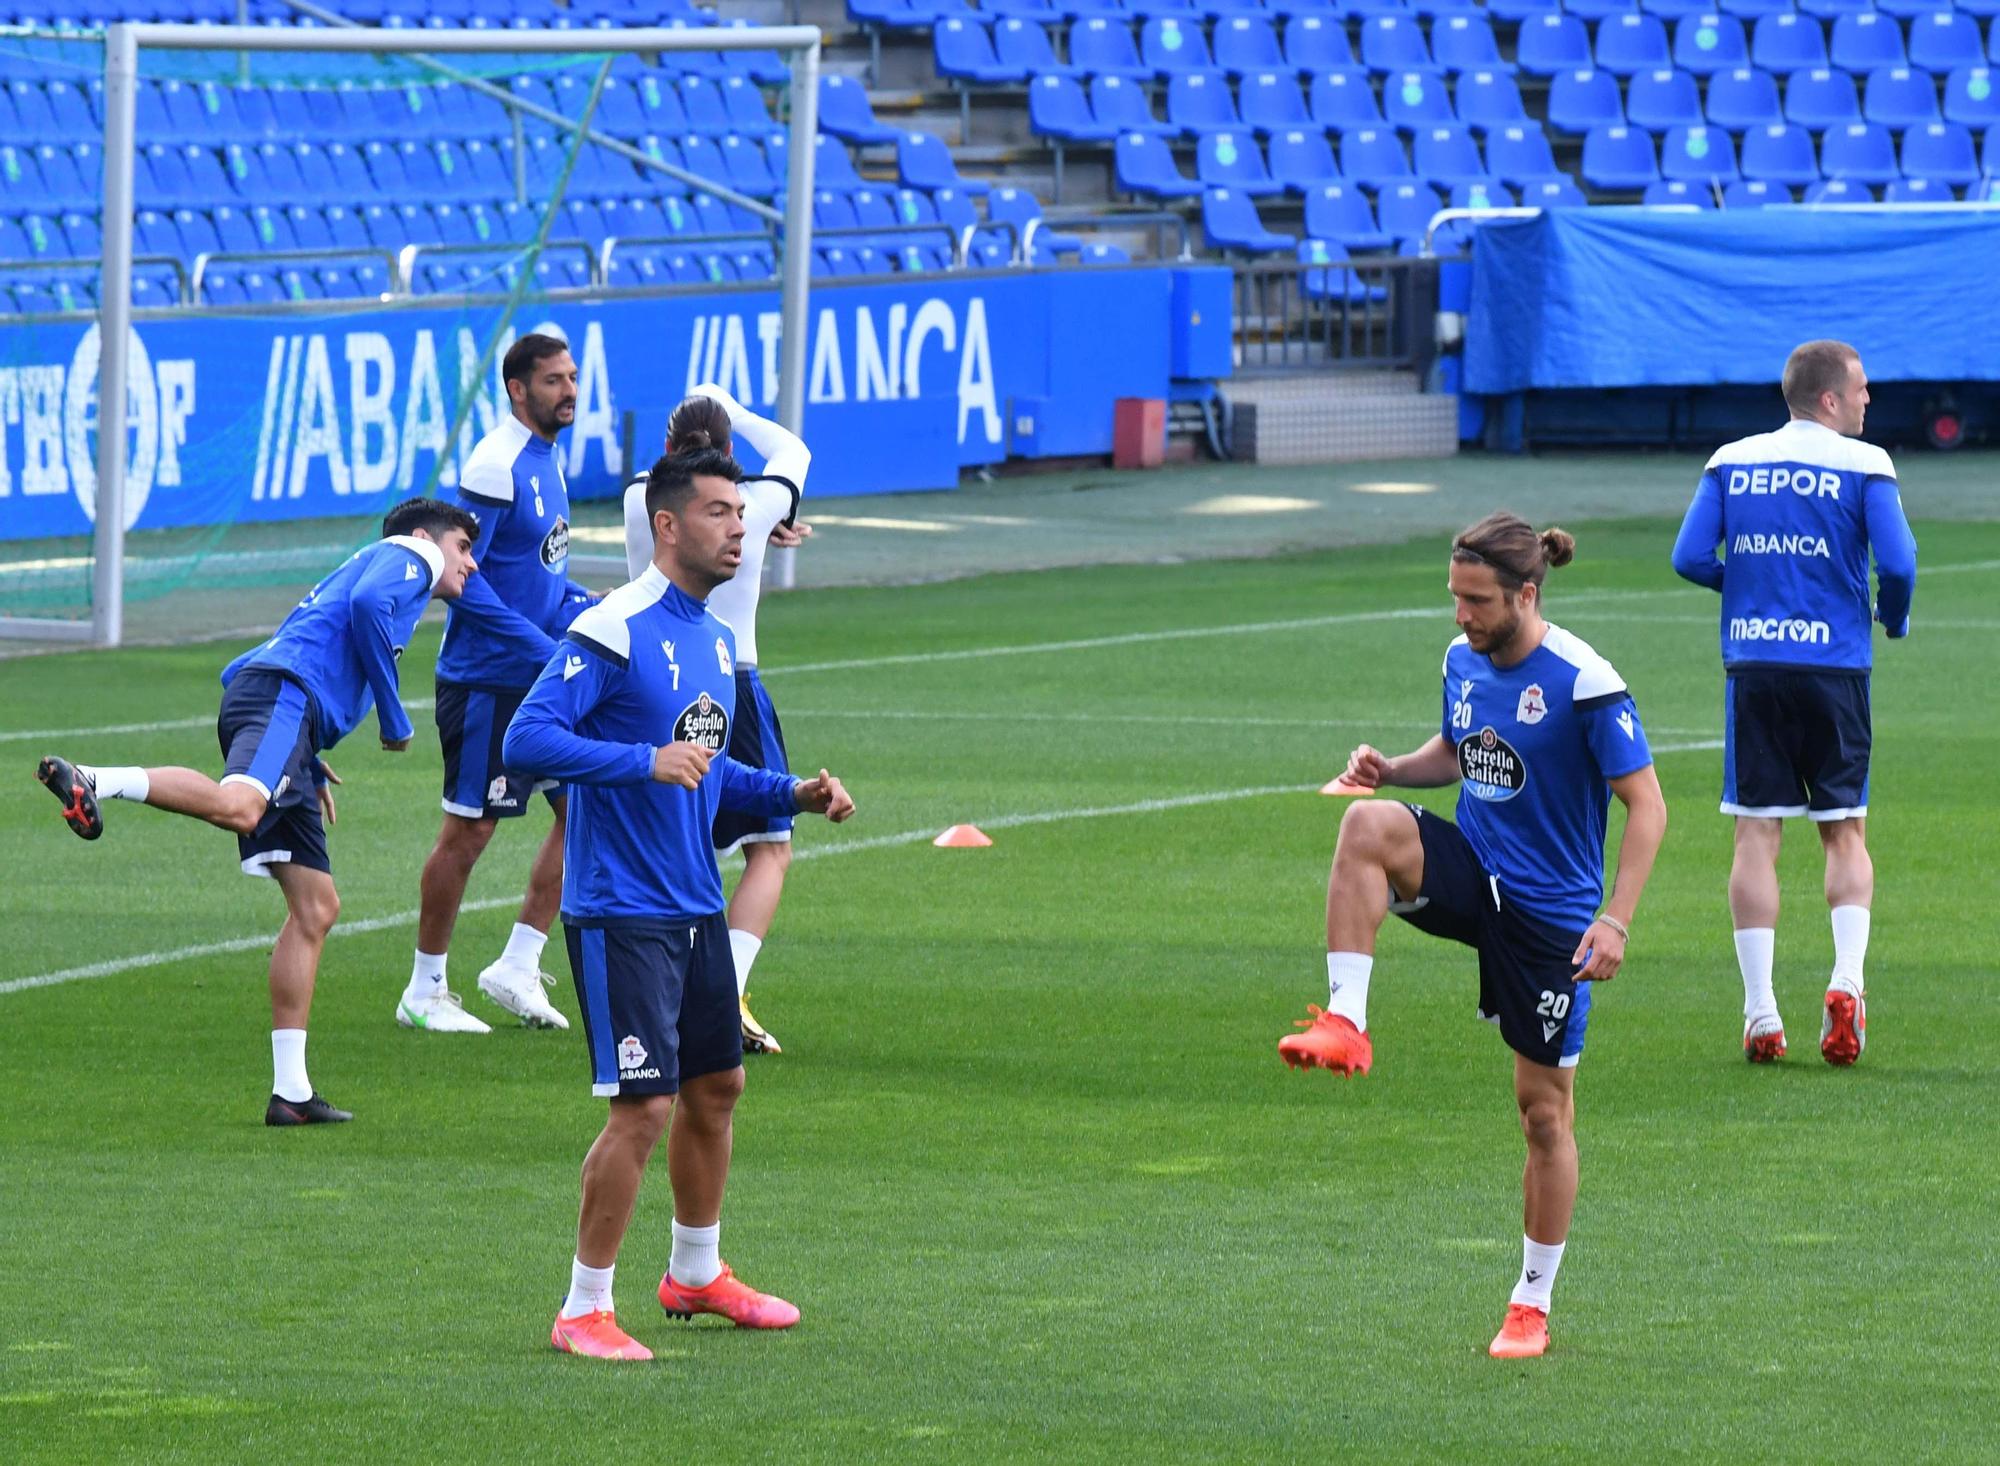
left=1642, top=178, right=1717, bottom=205
left=1966, top=175, right=2000, bottom=203
left=1720, top=0, right=1795, bottom=16
left=1828, top=14, right=1904, bottom=73
left=1114, top=130, right=1203, bottom=196
left=1310, top=69, right=1385, bottom=132
left=284, top=204, right=335, bottom=251
left=1945, top=68, right=2000, bottom=130
left=1582, top=123, right=1661, bottom=187
left=993, top=19, right=1080, bottom=81
left=1567, top=0, right=1641, bottom=18
left=1797, top=0, right=1871, bottom=15
left=811, top=189, right=855, bottom=233
left=1520, top=175, right=1589, bottom=207
left=990, top=186, right=1084, bottom=256
left=1031, top=75, right=1120, bottom=140
left=677, top=77, right=733, bottom=136
left=1882, top=176, right=1953, bottom=202
left=1660, top=122, right=1739, bottom=179
left=1645, top=0, right=1716, bottom=17
left=1547, top=68, right=1624, bottom=133
left=1456, top=71, right=1528, bottom=134
left=1091, top=75, right=1174, bottom=136
left=322, top=202, right=370, bottom=250
left=897, top=130, right=988, bottom=194
left=1705, top=68, right=1782, bottom=131
left=814, top=134, right=866, bottom=192
left=1431, top=16, right=1508, bottom=76
left=716, top=133, right=777, bottom=196
left=1449, top=178, right=1517, bottom=210
left=1341, top=126, right=1414, bottom=186
left=1412, top=124, right=1486, bottom=186
left=1200, top=186, right=1296, bottom=253
left=1213, top=16, right=1285, bottom=77
left=1901, top=121, right=1981, bottom=185
left=1375, top=180, right=1445, bottom=242
left=1488, top=0, right=1562, bottom=19
left=1804, top=177, right=1873, bottom=200
left=1749, top=14, right=1826, bottom=75
left=44, top=80, right=97, bottom=146
left=1485, top=124, right=1563, bottom=185
left=819, top=76, right=899, bottom=144
left=1863, top=68, right=1942, bottom=130
left=1297, top=239, right=1386, bottom=303
left=720, top=77, right=777, bottom=138
left=1595, top=15, right=1673, bottom=77
left=1196, top=131, right=1280, bottom=194
left=1359, top=16, right=1433, bottom=73
left=1819, top=121, right=1899, bottom=184
left=1874, top=0, right=1953, bottom=16
left=935, top=17, right=1026, bottom=83
left=1722, top=177, right=1787, bottom=204
left=1627, top=69, right=1704, bottom=131
left=1167, top=72, right=1242, bottom=137
left=1140, top=16, right=1215, bottom=77
left=1910, top=13, right=1985, bottom=75
left=1739, top=121, right=1819, bottom=184
left=1268, top=128, right=1342, bottom=191
left=135, top=209, right=183, bottom=259
left=1240, top=71, right=1311, bottom=134
left=1786, top=69, right=1861, bottom=129
left=1070, top=19, right=1151, bottom=80
left=1283, top=16, right=1354, bottom=75
left=1302, top=180, right=1392, bottom=250
left=1383, top=69, right=1454, bottom=131
left=208, top=204, right=260, bottom=254
left=14, top=214, right=63, bottom=262
left=1516, top=17, right=1593, bottom=78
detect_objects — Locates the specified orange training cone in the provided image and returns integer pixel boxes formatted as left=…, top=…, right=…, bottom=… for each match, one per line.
left=1320, top=776, right=1373, bottom=796
left=934, top=824, right=993, bottom=848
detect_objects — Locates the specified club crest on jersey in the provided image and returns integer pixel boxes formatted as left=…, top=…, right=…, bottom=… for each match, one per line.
left=674, top=691, right=728, bottom=752
left=1459, top=725, right=1527, bottom=802
left=1516, top=683, right=1547, bottom=726
left=716, top=637, right=732, bottom=676
left=540, top=517, right=570, bottom=569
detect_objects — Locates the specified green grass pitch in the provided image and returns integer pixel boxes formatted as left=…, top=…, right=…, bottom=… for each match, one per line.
left=1, top=516, right=1996, bottom=1463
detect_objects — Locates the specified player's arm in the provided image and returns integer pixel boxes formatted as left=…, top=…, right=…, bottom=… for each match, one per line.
left=689, top=382, right=811, bottom=517
left=502, top=641, right=655, bottom=787
left=1575, top=763, right=1668, bottom=982
left=1669, top=468, right=1727, bottom=592
left=1863, top=475, right=1918, bottom=637
left=450, top=477, right=560, bottom=663
left=348, top=549, right=423, bottom=748
left=1344, top=734, right=1460, bottom=790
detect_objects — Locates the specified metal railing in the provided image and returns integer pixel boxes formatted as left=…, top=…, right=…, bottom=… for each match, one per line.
left=1231, top=254, right=1435, bottom=375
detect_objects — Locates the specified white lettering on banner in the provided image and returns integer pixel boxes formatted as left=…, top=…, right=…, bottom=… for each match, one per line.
left=346, top=332, right=397, bottom=498
left=398, top=328, right=450, bottom=490
left=0, top=369, right=15, bottom=497
left=62, top=326, right=166, bottom=528
left=155, top=358, right=194, bottom=489
left=1730, top=532, right=1830, bottom=558
left=757, top=311, right=782, bottom=405
left=1725, top=466, right=1842, bottom=499
left=855, top=303, right=904, bottom=402
left=568, top=321, right=622, bottom=480
left=289, top=334, right=350, bottom=499
left=22, top=368, right=70, bottom=498
left=1729, top=616, right=1832, bottom=644
left=808, top=306, right=845, bottom=404
left=959, top=298, right=998, bottom=446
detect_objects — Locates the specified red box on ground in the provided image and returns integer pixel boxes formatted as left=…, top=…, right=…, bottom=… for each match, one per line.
left=1112, top=397, right=1166, bottom=469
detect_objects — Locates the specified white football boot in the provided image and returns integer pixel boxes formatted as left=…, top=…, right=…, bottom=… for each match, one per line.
left=396, top=988, right=493, bottom=1034
left=477, top=961, right=571, bottom=1030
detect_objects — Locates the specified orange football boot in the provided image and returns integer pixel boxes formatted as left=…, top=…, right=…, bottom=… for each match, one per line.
left=1278, top=1005, right=1373, bottom=1076
left=1821, top=987, right=1866, bottom=1067
left=1488, top=1303, right=1550, bottom=1359
left=1744, top=1017, right=1787, bottom=1063
left=659, top=1265, right=800, bottom=1329
left=550, top=1309, right=652, bottom=1361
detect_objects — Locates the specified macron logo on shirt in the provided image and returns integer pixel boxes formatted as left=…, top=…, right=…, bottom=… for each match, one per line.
left=562, top=655, right=585, bottom=681
left=404, top=562, right=421, bottom=581
left=1617, top=710, right=1635, bottom=740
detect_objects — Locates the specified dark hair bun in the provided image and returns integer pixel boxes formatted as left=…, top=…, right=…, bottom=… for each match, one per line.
left=671, top=426, right=713, bottom=452
left=1539, top=528, right=1575, bottom=569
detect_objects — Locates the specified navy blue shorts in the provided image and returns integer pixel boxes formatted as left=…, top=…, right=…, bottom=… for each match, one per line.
left=713, top=666, right=794, bottom=857
left=436, top=680, right=560, bottom=820
left=1390, top=804, right=1592, bottom=1069
left=564, top=913, right=741, bottom=1097
left=216, top=668, right=329, bottom=879
left=1722, top=668, right=1871, bottom=821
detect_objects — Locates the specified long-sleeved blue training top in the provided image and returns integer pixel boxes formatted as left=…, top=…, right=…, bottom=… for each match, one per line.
left=436, top=414, right=594, bottom=691
left=1670, top=418, right=1918, bottom=671
left=503, top=565, right=800, bottom=925
left=220, top=535, right=441, bottom=749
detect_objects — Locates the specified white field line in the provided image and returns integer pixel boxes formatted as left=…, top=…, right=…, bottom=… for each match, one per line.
left=0, top=745, right=1724, bottom=1001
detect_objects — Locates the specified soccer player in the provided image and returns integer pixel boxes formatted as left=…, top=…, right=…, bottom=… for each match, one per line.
left=403, top=332, right=597, bottom=1036
left=35, top=500, right=480, bottom=1125
left=1671, top=340, right=1918, bottom=1067
left=621, top=385, right=810, bottom=1055
left=506, top=448, right=855, bottom=1362
left=1277, top=513, right=1667, bottom=1360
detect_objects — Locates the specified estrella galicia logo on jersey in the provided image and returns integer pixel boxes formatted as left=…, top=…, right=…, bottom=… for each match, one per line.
left=540, top=516, right=570, bottom=569
left=674, top=691, right=728, bottom=752
left=1516, top=683, right=1547, bottom=726
left=1459, top=726, right=1527, bottom=802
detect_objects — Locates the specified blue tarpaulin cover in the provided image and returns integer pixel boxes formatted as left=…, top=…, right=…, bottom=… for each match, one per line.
left=1466, top=208, right=2000, bottom=394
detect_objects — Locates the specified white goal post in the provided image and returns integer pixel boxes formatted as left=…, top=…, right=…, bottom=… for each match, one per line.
left=5, top=18, right=821, bottom=647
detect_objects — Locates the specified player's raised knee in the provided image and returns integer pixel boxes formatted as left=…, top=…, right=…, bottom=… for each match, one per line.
left=218, top=784, right=269, bottom=836
left=1337, top=799, right=1412, bottom=859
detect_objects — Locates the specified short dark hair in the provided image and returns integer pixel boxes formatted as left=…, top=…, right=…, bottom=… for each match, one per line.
left=645, top=447, right=743, bottom=522
left=1451, top=511, right=1574, bottom=592
left=502, top=332, right=572, bottom=388
left=667, top=395, right=733, bottom=455
left=383, top=496, right=478, bottom=542
left=1782, top=339, right=1859, bottom=417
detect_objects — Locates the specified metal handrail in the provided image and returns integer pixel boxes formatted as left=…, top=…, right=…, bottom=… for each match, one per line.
left=189, top=244, right=399, bottom=302
left=0, top=251, right=187, bottom=301
left=1013, top=209, right=1195, bottom=265
left=397, top=236, right=598, bottom=290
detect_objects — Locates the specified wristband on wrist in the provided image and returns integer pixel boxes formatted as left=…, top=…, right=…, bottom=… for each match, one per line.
left=1596, top=914, right=1630, bottom=940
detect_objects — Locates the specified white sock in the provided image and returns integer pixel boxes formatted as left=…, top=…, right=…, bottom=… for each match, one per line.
left=1509, top=1235, right=1566, bottom=1313
left=561, top=1257, right=614, bottom=1319
left=271, top=1028, right=311, bottom=1103
left=79, top=764, right=149, bottom=802
left=500, top=922, right=549, bottom=972
left=728, top=929, right=763, bottom=1000
left=669, top=1219, right=722, bottom=1289
left=1325, top=952, right=1372, bottom=1032
left=1829, top=906, right=1870, bottom=995
left=405, top=950, right=447, bottom=1003
left=1734, top=928, right=1777, bottom=1025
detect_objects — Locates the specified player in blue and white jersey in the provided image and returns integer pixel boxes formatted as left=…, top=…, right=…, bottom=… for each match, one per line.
left=505, top=449, right=854, bottom=1362
left=403, top=333, right=598, bottom=1037
left=622, top=385, right=811, bottom=1054
left=1277, top=514, right=1668, bottom=1360
left=1671, top=340, right=1918, bottom=1068
left=35, top=499, right=480, bottom=1126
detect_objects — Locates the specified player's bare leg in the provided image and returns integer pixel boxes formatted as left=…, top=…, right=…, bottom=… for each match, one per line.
left=1730, top=817, right=1787, bottom=1061
left=401, top=813, right=497, bottom=1033
left=1818, top=817, right=1872, bottom=1066
left=1280, top=802, right=1426, bottom=1075
left=727, top=839, right=791, bottom=1053
left=554, top=1093, right=671, bottom=1360
left=657, top=1065, right=798, bottom=1327
left=479, top=799, right=571, bottom=1029
left=265, top=863, right=350, bottom=1125
left=1492, top=1054, right=1575, bottom=1358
